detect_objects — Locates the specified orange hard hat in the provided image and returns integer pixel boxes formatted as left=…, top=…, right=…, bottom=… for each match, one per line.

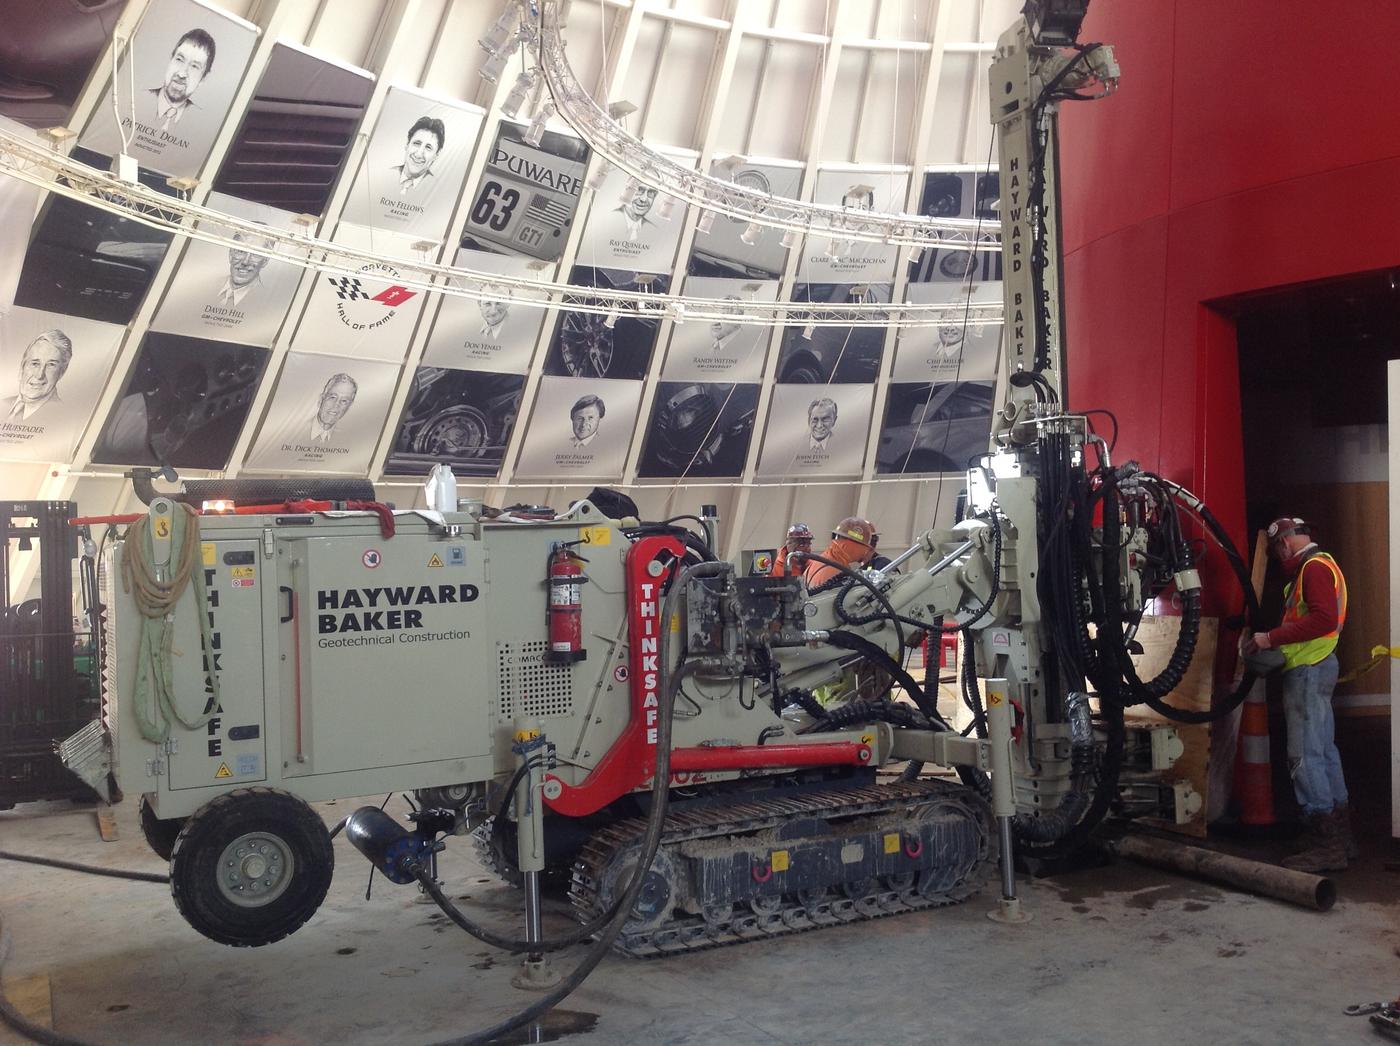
left=786, top=522, right=814, bottom=542
left=832, top=516, right=876, bottom=548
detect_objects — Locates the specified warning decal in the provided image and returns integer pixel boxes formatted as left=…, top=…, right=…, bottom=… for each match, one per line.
left=427, top=552, right=444, bottom=568
left=215, top=762, right=233, bottom=779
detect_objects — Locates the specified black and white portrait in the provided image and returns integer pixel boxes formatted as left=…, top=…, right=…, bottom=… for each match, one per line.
left=245, top=351, right=397, bottom=473
left=687, top=159, right=802, bottom=280
left=152, top=193, right=302, bottom=347
left=660, top=276, right=776, bottom=382
left=386, top=367, right=524, bottom=478
left=892, top=282, right=1002, bottom=383
left=756, top=384, right=872, bottom=478
left=637, top=382, right=759, bottom=479
left=875, top=380, right=995, bottom=475
left=543, top=267, right=669, bottom=381
left=212, top=43, right=374, bottom=214
left=775, top=283, right=890, bottom=384
left=79, top=0, right=258, bottom=179
left=514, top=375, right=640, bottom=480
left=422, top=248, right=544, bottom=373
left=800, top=170, right=909, bottom=284
left=0, top=306, right=125, bottom=463
left=577, top=150, right=691, bottom=274
left=92, top=332, right=268, bottom=469
left=339, top=87, right=483, bottom=242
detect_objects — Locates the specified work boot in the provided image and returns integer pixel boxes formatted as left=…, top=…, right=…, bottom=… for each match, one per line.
left=1332, top=804, right=1359, bottom=861
left=1282, top=811, right=1347, bottom=873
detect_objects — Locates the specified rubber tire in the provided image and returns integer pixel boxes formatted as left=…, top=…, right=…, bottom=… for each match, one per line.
left=138, top=796, right=185, bottom=862
left=169, top=788, right=334, bottom=947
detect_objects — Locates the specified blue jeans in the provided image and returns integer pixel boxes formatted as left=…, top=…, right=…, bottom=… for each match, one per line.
left=1280, top=654, right=1348, bottom=816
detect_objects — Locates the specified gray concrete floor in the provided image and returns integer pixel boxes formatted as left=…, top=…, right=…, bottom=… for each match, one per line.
left=2, top=795, right=1397, bottom=1046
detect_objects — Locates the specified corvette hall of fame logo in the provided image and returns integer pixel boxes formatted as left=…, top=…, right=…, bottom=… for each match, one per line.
left=326, top=264, right=418, bottom=332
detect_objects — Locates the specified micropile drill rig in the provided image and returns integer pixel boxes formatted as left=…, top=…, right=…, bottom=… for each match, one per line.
left=60, top=0, right=1261, bottom=975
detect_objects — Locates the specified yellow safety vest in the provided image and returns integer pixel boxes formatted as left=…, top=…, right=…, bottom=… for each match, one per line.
left=1279, top=551, right=1347, bottom=671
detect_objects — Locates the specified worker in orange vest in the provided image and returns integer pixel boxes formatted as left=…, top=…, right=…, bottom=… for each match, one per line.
left=1246, top=516, right=1352, bottom=871
left=804, top=517, right=878, bottom=589
left=773, top=523, right=814, bottom=578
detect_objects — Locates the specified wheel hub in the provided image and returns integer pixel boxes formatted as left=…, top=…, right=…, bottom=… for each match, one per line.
left=217, top=832, right=294, bottom=907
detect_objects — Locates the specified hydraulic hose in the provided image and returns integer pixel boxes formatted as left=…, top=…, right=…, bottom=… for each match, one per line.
left=425, top=559, right=726, bottom=1046
left=798, top=551, right=906, bottom=653
left=0, top=851, right=168, bottom=884
left=1012, top=692, right=1094, bottom=842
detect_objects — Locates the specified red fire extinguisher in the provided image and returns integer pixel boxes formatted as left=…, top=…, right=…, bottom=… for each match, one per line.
left=546, top=544, right=589, bottom=664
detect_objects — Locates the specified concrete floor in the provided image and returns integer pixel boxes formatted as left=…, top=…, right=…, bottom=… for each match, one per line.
left=2, top=795, right=1397, bottom=1046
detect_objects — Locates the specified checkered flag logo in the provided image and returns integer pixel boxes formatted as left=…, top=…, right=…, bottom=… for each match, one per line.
left=327, top=276, right=369, bottom=300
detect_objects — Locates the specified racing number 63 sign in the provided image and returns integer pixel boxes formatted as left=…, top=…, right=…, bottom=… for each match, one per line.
left=463, top=122, right=590, bottom=261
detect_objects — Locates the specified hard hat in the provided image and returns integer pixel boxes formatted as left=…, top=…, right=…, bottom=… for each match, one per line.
left=1266, top=516, right=1310, bottom=541
left=786, top=522, right=813, bottom=542
left=832, top=517, right=876, bottom=548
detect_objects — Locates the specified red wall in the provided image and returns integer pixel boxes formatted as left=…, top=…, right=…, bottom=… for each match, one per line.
left=1059, top=1, right=1400, bottom=566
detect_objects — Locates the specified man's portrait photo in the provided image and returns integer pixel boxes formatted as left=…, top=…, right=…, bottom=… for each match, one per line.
left=152, top=28, right=216, bottom=132
left=310, top=373, right=358, bottom=443
left=478, top=291, right=510, bottom=341
left=217, top=227, right=275, bottom=308
left=841, top=185, right=876, bottom=212
left=569, top=394, right=605, bottom=449
left=616, top=183, right=659, bottom=241
left=807, top=396, right=837, bottom=453
left=708, top=297, right=743, bottom=353
left=2, top=330, right=71, bottom=422
left=394, top=116, right=445, bottom=195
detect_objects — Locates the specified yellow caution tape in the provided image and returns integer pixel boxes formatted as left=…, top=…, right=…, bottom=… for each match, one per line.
left=1337, top=644, right=1400, bottom=685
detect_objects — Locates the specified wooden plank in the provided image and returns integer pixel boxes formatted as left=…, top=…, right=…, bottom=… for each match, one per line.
left=1251, top=529, right=1268, bottom=603
left=96, top=802, right=119, bottom=842
left=5, top=974, right=52, bottom=1029
left=1122, top=615, right=1219, bottom=838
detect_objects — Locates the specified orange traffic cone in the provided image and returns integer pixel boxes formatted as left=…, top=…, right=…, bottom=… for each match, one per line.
left=1234, top=678, right=1275, bottom=825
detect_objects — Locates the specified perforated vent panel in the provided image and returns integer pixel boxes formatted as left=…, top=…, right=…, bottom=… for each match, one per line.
left=495, top=641, right=574, bottom=721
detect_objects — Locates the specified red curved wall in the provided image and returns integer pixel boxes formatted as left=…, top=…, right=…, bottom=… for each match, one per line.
left=1059, top=1, right=1400, bottom=559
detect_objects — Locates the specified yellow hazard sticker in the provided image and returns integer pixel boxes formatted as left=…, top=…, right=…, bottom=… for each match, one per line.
left=427, top=552, right=444, bottom=568
left=771, top=850, right=790, bottom=872
left=579, top=526, right=611, bottom=546
left=231, top=566, right=255, bottom=579
left=669, top=613, right=681, bottom=632
left=202, top=542, right=216, bottom=566
left=214, top=762, right=233, bottom=779
left=987, top=692, right=1004, bottom=707
left=859, top=732, right=874, bottom=746
left=883, top=833, right=901, bottom=855
left=153, top=516, right=170, bottom=538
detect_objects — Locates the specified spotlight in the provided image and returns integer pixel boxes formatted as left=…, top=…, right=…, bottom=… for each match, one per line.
left=801, top=322, right=815, bottom=340
left=740, top=221, right=762, bottom=246
left=825, top=237, right=846, bottom=260
left=696, top=211, right=716, bottom=235
left=480, top=45, right=513, bottom=85
left=619, top=177, right=639, bottom=205
left=713, top=154, right=744, bottom=180
left=479, top=6, right=520, bottom=55
left=522, top=101, right=555, bottom=147
left=586, top=162, right=610, bottom=191
left=656, top=194, right=676, bottom=220
left=909, top=246, right=923, bottom=264
left=780, top=228, right=797, bottom=249
left=500, top=70, right=536, bottom=118
left=606, top=100, right=639, bottom=121
left=604, top=309, right=619, bottom=329
left=667, top=301, right=686, bottom=324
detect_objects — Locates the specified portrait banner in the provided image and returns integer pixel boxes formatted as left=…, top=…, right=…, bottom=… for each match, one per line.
left=891, top=282, right=1002, bottom=383
left=0, top=306, right=126, bottom=463
left=212, top=42, right=374, bottom=214
left=79, top=0, right=258, bottom=179
left=422, top=248, right=544, bottom=374
left=775, top=283, right=889, bottom=384
left=575, top=148, right=693, bottom=274
left=244, top=352, right=399, bottom=474
left=636, top=382, right=759, bottom=479
left=15, top=147, right=175, bottom=324
left=91, top=332, right=268, bottom=469
left=908, top=168, right=1002, bottom=285
left=514, top=375, right=641, bottom=481
left=756, top=383, right=872, bottom=479
left=543, top=268, right=668, bottom=381
left=800, top=170, right=910, bottom=284
left=875, top=380, right=995, bottom=475
left=386, top=367, right=525, bottom=478
left=460, top=121, right=589, bottom=261
left=291, top=225, right=429, bottom=363
left=339, top=86, right=484, bottom=244
left=151, top=192, right=302, bottom=346
left=660, top=277, right=777, bottom=383
left=687, top=158, right=802, bottom=281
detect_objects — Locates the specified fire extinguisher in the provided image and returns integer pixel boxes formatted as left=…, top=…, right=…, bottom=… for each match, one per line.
left=546, top=543, right=589, bottom=664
